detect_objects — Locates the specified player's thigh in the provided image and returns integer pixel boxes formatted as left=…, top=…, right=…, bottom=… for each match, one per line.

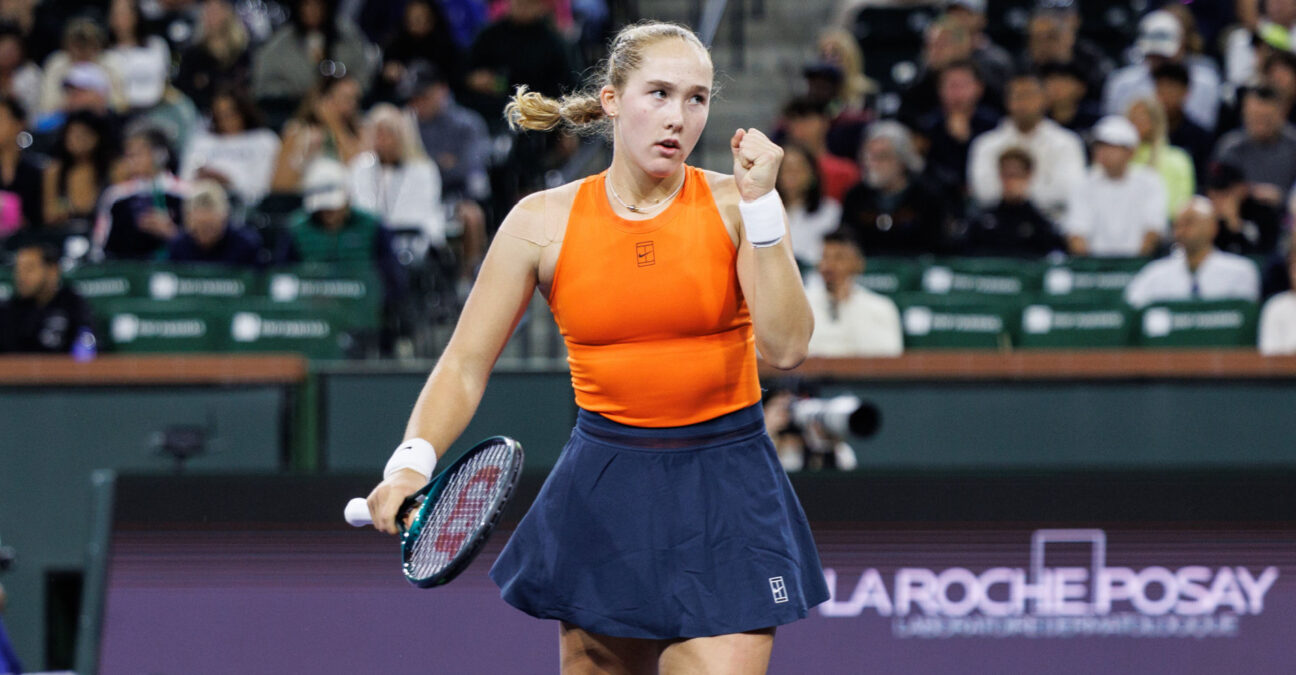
left=559, top=622, right=659, bottom=675
left=658, top=627, right=775, bottom=675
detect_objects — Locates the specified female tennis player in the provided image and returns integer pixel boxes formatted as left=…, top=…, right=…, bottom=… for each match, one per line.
left=365, top=20, right=828, bottom=673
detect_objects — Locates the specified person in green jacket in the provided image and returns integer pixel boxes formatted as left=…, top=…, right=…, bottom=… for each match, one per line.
left=1127, top=96, right=1196, bottom=218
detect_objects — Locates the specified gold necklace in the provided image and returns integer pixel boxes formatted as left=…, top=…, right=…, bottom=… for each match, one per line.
left=607, top=173, right=684, bottom=213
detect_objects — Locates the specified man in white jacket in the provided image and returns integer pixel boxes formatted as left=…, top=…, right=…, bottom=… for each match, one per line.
left=805, top=230, right=903, bottom=357
left=1064, top=116, right=1168, bottom=257
left=967, top=70, right=1086, bottom=222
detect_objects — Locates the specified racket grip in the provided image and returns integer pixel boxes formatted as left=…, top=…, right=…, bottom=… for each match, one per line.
left=345, top=498, right=373, bottom=527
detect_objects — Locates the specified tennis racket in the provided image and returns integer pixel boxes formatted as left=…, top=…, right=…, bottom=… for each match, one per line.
left=345, top=435, right=524, bottom=588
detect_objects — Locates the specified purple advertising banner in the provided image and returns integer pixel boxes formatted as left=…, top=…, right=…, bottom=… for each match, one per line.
left=98, top=524, right=1296, bottom=674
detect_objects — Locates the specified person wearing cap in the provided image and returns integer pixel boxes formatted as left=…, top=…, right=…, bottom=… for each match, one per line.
left=1212, top=85, right=1296, bottom=208
left=1124, top=196, right=1259, bottom=309
left=1063, top=115, right=1167, bottom=257
left=36, top=17, right=126, bottom=118
left=279, top=158, right=405, bottom=301
left=1205, top=161, right=1282, bottom=256
left=1103, top=9, right=1221, bottom=132
left=967, top=69, right=1085, bottom=222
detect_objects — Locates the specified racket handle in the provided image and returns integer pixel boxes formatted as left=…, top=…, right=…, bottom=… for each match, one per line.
left=344, top=498, right=373, bottom=527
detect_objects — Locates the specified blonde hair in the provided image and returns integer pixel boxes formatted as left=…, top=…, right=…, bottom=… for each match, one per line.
left=817, top=28, right=876, bottom=106
left=185, top=179, right=229, bottom=216
left=363, top=103, right=429, bottom=164
left=1126, top=96, right=1168, bottom=165
left=505, top=21, right=711, bottom=136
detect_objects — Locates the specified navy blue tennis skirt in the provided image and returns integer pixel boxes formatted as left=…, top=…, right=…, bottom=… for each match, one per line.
left=489, top=402, right=829, bottom=639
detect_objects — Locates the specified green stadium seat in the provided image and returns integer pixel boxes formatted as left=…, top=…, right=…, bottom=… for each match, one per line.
left=1135, top=300, right=1260, bottom=348
left=920, top=258, right=1044, bottom=297
left=1017, top=297, right=1134, bottom=349
left=1042, top=257, right=1149, bottom=301
left=222, top=299, right=369, bottom=360
left=143, top=264, right=262, bottom=302
left=859, top=256, right=923, bottom=295
left=66, top=262, right=151, bottom=301
left=893, top=293, right=1017, bottom=349
left=265, top=263, right=384, bottom=327
left=95, top=299, right=225, bottom=353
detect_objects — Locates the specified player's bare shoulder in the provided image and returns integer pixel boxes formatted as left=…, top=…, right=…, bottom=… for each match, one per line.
left=701, top=168, right=743, bottom=243
left=498, top=179, right=583, bottom=248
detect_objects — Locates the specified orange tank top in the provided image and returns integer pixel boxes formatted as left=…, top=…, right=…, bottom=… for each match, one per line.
left=547, top=166, right=761, bottom=427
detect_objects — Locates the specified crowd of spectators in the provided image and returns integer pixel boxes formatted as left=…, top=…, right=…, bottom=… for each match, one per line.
left=783, top=0, right=1296, bottom=356
left=0, top=0, right=613, bottom=355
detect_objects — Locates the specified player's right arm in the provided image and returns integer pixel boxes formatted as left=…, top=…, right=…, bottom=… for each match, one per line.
left=366, top=193, right=549, bottom=534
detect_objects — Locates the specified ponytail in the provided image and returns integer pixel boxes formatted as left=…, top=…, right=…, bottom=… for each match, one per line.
left=505, top=86, right=608, bottom=135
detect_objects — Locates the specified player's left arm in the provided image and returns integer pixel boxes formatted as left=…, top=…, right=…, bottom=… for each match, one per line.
left=724, top=127, right=813, bottom=369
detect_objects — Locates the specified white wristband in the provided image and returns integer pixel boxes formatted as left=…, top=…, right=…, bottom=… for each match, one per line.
left=384, top=438, right=437, bottom=481
left=738, top=189, right=786, bottom=248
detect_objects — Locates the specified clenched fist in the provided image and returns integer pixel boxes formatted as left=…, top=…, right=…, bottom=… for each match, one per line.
left=730, top=128, right=783, bottom=202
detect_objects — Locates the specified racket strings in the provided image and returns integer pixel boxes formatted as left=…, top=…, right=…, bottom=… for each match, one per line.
left=406, top=442, right=516, bottom=579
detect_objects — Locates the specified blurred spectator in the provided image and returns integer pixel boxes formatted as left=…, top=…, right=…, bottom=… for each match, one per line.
left=128, top=81, right=201, bottom=161
left=1262, top=49, right=1296, bottom=125
left=38, top=17, right=126, bottom=118
left=777, top=142, right=841, bottom=267
left=912, top=59, right=998, bottom=213
left=105, top=0, right=170, bottom=111
left=0, top=21, right=41, bottom=121
left=92, top=127, right=187, bottom=259
left=251, top=0, right=376, bottom=107
left=1259, top=245, right=1296, bottom=354
left=43, top=111, right=114, bottom=231
left=964, top=147, right=1066, bottom=258
left=1225, top=0, right=1296, bottom=88
left=840, top=121, right=950, bottom=256
left=372, top=0, right=464, bottom=104
left=180, top=88, right=280, bottom=207
left=174, top=0, right=252, bottom=114
left=1103, top=10, right=1221, bottom=132
left=141, top=0, right=201, bottom=56
left=33, top=60, right=121, bottom=142
left=1064, top=116, right=1167, bottom=257
left=814, top=27, right=875, bottom=116
left=279, top=158, right=405, bottom=299
left=897, top=15, right=980, bottom=127
left=1018, top=1, right=1112, bottom=101
left=1153, top=61, right=1212, bottom=185
left=1206, top=160, right=1282, bottom=256
left=807, top=27, right=874, bottom=160
left=968, top=70, right=1085, bottom=222
left=1126, top=96, right=1194, bottom=217
left=0, top=95, right=43, bottom=231
left=164, top=179, right=262, bottom=266
left=270, top=73, right=364, bottom=193
left=463, top=0, right=579, bottom=134
left=943, top=0, right=1012, bottom=99
left=408, top=65, right=490, bottom=207
left=1212, top=85, right=1296, bottom=209
left=348, top=103, right=447, bottom=251
left=1040, top=60, right=1100, bottom=134
left=780, top=97, right=858, bottom=202
left=1125, top=197, right=1260, bottom=308
left=0, top=238, right=94, bottom=353
left=805, top=229, right=903, bottom=357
